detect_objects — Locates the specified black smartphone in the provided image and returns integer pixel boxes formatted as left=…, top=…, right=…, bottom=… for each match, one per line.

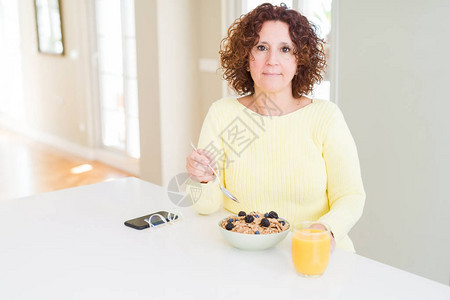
left=124, top=211, right=178, bottom=230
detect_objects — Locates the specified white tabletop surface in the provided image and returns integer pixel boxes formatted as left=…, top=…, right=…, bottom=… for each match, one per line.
left=0, top=177, right=449, bottom=300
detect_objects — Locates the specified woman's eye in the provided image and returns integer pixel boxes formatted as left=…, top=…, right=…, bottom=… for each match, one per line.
left=281, top=46, right=291, bottom=53
left=256, top=45, right=267, bottom=51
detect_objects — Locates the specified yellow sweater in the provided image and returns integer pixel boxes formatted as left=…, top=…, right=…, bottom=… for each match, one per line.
left=191, top=97, right=365, bottom=252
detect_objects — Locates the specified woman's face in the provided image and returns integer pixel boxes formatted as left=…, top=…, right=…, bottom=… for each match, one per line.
left=249, top=21, right=297, bottom=96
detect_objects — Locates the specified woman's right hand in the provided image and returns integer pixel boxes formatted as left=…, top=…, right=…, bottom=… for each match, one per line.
left=186, top=149, right=216, bottom=183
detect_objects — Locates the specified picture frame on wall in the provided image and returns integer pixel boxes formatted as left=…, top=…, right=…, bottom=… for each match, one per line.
left=34, top=0, right=64, bottom=55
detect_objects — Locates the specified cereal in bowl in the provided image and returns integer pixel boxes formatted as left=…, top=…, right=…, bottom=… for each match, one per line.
left=220, top=211, right=289, bottom=234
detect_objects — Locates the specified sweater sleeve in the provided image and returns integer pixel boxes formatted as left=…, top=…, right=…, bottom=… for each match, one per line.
left=189, top=103, right=226, bottom=215
left=318, top=107, right=366, bottom=242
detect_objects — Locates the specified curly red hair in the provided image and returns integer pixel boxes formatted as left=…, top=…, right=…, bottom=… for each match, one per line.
left=220, top=3, right=326, bottom=98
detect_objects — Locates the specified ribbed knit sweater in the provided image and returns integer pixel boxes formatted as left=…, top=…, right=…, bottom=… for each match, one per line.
left=191, top=97, right=365, bottom=252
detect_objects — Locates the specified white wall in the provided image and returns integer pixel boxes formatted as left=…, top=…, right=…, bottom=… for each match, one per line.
left=198, top=0, right=224, bottom=119
left=135, top=0, right=162, bottom=184
left=137, top=0, right=223, bottom=186
left=12, top=0, right=92, bottom=147
left=156, top=0, right=201, bottom=186
left=337, top=0, right=450, bottom=285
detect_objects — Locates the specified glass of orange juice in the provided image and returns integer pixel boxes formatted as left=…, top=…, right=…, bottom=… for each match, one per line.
left=292, top=221, right=331, bottom=277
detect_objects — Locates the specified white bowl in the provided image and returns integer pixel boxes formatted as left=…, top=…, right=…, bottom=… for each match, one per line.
left=218, top=217, right=290, bottom=251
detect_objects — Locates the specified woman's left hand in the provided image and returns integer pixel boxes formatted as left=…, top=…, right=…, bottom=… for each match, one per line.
left=309, top=223, right=336, bottom=253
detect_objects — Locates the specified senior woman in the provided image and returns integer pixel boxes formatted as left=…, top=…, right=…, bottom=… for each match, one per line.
left=186, top=3, right=365, bottom=252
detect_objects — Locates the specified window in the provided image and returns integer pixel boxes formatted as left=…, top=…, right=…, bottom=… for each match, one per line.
left=298, top=0, right=332, bottom=101
left=94, top=0, right=140, bottom=158
left=242, top=0, right=293, bottom=14
left=0, top=0, right=24, bottom=120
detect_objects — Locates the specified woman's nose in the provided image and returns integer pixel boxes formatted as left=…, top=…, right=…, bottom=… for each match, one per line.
left=266, top=49, right=279, bottom=65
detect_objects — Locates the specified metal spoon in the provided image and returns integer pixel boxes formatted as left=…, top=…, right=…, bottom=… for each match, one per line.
left=189, top=141, right=239, bottom=203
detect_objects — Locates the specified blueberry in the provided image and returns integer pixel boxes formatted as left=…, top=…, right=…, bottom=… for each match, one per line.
left=280, top=220, right=285, bottom=226
left=268, top=211, right=278, bottom=219
left=255, top=231, right=260, bottom=235
left=264, top=213, right=269, bottom=218
left=227, top=218, right=233, bottom=223
left=260, top=218, right=270, bottom=227
left=254, top=215, right=259, bottom=218
left=225, top=223, right=234, bottom=230
left=238, top=211, right=246, bottom=217
left=244, top=215, right=254, bottom=223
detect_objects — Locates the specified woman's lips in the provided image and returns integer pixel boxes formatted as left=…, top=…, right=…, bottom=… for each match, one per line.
left=263, top=72, right=281, bottom=76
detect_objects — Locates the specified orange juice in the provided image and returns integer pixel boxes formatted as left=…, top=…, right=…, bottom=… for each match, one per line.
left=292, top=228, right=330, bottom=277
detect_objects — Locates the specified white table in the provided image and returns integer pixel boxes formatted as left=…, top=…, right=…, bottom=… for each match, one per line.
left=0, top=177, right=449, bottom=300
